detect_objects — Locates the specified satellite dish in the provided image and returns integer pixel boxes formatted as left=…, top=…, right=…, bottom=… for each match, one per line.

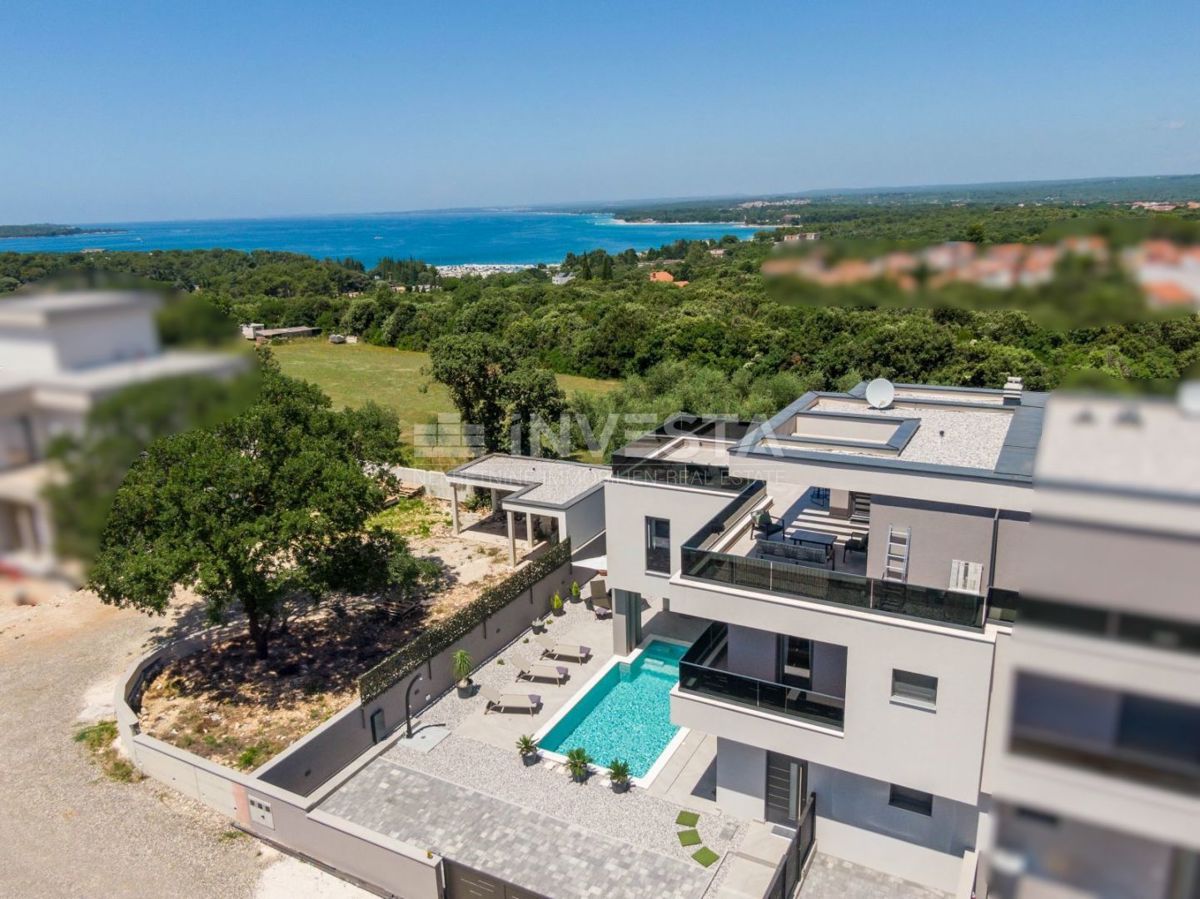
left=1179, top=381, right=1200, bottom=418
left=865, top=378, right=895, bottom=410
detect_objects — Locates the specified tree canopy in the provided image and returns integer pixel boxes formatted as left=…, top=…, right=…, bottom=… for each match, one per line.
left=88, top=352, right=427, bottom=658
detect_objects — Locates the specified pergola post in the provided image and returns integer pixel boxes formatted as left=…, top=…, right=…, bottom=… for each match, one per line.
left=490, top=488, right=499, bottom=518
left=450, top=483, right=460, bottom=534
left=506, top=509, right=517, bottom=566
left=525, top=513, right=535, bottom=552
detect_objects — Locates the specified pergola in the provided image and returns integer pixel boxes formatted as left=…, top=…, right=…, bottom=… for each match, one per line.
left=444, top=454, right=609, bottom=566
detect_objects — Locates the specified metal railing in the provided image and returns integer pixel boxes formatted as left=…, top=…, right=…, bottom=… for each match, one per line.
left=678, top=624, right=846, bottom=730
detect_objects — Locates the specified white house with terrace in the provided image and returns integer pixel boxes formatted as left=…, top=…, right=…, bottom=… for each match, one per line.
left=0, top=290, right=243, bottom=578
left=602, top=380, right=1041, bottom=894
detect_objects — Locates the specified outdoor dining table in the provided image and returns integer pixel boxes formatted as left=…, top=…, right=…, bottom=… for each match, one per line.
left=787, top=528, right=836, bottom=550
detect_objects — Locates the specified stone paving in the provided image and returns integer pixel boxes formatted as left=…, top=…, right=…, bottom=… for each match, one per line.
left=798, top=853, right=951, bottom=899
left=321, top=762, right=713, bottom=899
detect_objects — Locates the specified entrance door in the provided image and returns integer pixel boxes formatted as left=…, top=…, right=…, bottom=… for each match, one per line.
left=765, top=752, right=806, bottom=826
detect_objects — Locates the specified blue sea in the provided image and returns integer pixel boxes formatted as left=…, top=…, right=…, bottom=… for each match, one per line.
left=0, top=212, right=757, bottom=268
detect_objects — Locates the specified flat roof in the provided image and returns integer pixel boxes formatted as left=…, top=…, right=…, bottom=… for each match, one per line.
left=1, top=350, right=244, bottom=398
left=447, top=454, right=610, bottom=508
left=0, top=290, right=160, bottom=327
left=737, top=382, right=1047, bottom=483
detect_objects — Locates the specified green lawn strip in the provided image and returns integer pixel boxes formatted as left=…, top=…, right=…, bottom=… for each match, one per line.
left=677, top=829, right=701, bottom=847
left=675, top=810, right=700, bottom=827
left=692, top=846, right=720, bottom=868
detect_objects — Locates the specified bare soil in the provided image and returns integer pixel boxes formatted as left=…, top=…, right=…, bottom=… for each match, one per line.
left=138, top=497, right=513, bottom=770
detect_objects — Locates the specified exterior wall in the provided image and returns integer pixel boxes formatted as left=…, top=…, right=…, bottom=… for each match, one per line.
left=604, top=478, right=737, bottom=598
left=988, top=624, right=1200, bottom=851
left=669, top=577, right=996, bottom=804
left=810, top=763, right=977, bottom=893
left=866, top=496, right=998, bottom=592
left=562, top=487, right=605, bottom=554
left=990, top=513, right=1030, bottom=591
left=389, top=465, right=454, bottom=500
left=1022, top=518, right=1200, bottom=619
left=715, top=737, right=767, bottom=820
left=0, top=330, right=59, bottom=374
left=47, top=305, right=161, bottom=370
left=727, top=624, right=777, bottom=681
left=993, top=805, right=1175, bottom=899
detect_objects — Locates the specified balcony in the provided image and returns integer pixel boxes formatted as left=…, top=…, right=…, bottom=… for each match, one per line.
left=678, top=623, right=846, bottom=730
left=679, top=481, right=995, bottom=630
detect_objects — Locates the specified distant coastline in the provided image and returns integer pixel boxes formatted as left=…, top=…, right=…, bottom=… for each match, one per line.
left=607, top=216, right=760, bottom=228
left=0, top=223, right=124, bottom=240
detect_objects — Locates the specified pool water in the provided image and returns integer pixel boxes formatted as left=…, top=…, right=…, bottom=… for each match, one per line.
left=539, top=640, right=686, bottom=778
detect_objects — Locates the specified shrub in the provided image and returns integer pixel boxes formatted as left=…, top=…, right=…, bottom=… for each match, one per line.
left=550, top=592, right=564, bottom=614
left=516, top=735, right=538, bottom=756
left=565, top=747, right=593, bottom=779
left=452, top=649, right=472, bottom=683
left=608, top=758, right=631, bottom=783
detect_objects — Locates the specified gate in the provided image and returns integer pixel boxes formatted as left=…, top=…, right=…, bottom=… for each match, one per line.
left=444, top=860, right=551, bottom=899
left=765, top=792, right=817, bottom=899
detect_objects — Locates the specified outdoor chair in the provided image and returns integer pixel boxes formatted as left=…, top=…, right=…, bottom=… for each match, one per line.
left=480, top=685, right=542, bottom=715
left=751, top=511, right=786, bottom=540
left=535, top=634, right=592, bottom=662
left=516, top=662, right=569, bottom=685
left=843, top=532, right=869, bottom=562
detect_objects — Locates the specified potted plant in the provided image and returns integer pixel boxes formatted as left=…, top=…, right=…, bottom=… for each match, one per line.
left=452, top=649, right=473, bottom=698
left=565, top=747, right=592, bottom=783
left=516, top=734, right=539, bottom=767
left=608, top=759, right=631, bottom=793
left=531, top=614, right=547, bottom=633
left=569, top=580, right=582, bottom=603
left=550, top=592, right=564, bottom=616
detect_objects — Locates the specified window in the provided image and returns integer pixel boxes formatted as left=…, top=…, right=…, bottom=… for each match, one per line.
left=645, top=517, right=671, bottom=573
left=779, top=636, right=813, bottom=688
left=949, top=559, right=983, bottom=594
left=888, top=784, right=933, bottom=816
left=1015, top=806, right=1060, bottom=827
left=892, top=669, right=938, bottom=707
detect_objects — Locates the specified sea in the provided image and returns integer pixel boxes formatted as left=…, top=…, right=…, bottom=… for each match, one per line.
left=0, top=211, right=758, bottom=268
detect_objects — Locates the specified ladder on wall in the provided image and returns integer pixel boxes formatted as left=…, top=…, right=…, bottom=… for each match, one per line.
left=883, top=526, right=910, bottom=582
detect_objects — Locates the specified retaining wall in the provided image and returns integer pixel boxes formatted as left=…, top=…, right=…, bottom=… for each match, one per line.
left=390, top=465, right=454, bottom=500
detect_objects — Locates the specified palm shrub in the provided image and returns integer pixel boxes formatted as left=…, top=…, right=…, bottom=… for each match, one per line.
left=516, top=734, right=539, bottom=765
left=570, top=580, right=581, bottom=602
left=452, top=649, right=473, bottom=696
left=565, top=747, right=592, bottom=782
left=608, top=758, right=631, bottom=793
left=550, top=591, right=564, bottom=615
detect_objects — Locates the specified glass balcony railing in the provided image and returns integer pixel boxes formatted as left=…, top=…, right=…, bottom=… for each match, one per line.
left=678, top=623, right=846, bottom=730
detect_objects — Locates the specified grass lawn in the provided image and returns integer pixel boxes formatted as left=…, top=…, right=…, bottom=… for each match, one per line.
left=272, top=339, right=620, bottom=467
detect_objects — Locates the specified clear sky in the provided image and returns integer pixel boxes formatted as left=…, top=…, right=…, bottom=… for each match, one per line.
left=3, top=0, right=1198, bottom=222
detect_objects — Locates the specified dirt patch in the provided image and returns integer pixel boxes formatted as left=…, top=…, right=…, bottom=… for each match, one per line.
left=139, top=499, right=515, bottom=770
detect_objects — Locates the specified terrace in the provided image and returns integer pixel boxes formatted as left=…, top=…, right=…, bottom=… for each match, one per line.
left=317, top=594, right=788, bottom=899
left=678, top=481, right=1002, bottom=630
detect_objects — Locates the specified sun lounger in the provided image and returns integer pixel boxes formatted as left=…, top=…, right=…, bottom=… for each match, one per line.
left=517, top=662, right=569, bottom=685
left=480, top=685, right=542, bottom=714
left=535, top=634, right=591, bottom=662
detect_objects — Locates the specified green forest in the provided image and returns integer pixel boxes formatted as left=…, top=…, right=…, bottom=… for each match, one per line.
left=3, top=201, right=1199, bottom=458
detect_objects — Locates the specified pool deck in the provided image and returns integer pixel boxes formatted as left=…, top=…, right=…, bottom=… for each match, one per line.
left=318, top=594, right=743, bottom=899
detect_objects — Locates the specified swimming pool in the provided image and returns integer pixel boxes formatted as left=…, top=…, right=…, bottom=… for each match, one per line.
left=537, top=640, right=686, bottom=781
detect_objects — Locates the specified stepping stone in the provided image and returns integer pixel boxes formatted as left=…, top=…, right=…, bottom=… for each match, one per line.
left=677, top=829, right=701, bottom=847
left=692, top=846, right=720, bottom=868
left=675, top=810, right=700, bottom=827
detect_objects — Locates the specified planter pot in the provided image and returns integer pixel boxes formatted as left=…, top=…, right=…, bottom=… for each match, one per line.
left=611, top=780, right=630, bottom=794
left=571, top=770, right=589, bottom=784
left=456, top=679, right=474, bottom=698
left=552, top=608, right=565, bottom=617
left=521, top=752, right=539, bottom=767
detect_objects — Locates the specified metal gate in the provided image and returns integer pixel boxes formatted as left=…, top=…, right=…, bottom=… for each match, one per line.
left=444, top=860, right=551, bottom=899
left=765, top=792, right=817, bottom=899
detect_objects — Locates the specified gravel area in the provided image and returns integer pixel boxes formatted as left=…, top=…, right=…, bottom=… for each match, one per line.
left=0, top=590, right=270, bottom=898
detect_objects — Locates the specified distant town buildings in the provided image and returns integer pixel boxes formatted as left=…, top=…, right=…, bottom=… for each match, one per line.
left=762, top=236, right=1200, bottom=309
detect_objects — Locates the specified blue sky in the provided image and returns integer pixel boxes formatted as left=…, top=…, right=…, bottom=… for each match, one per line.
left=3, top=0, right=1198, bottom=222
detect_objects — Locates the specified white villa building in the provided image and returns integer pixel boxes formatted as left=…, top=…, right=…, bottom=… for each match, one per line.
left=0, top=290, right=242, bottom=578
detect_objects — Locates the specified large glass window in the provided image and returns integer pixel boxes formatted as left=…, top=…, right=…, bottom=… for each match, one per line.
left=645, top=517, right=671, bottom=573
left=779, top=636, right=813, bottom=689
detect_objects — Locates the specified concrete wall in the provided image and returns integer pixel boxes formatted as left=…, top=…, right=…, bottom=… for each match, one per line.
left=48, top=306, right=160, bottom=370
left=604, top=477, right=738, bottom=598
left=715, top=737, right=768, bottom=820
left=727, top=624, right=777, bottom=681
left=390, top=465, right=454, bottom=500
left=562, top=487, right=605, bottom=553
left=669, top=577, right=997, bottom=804
left=866, top=496, right=998, bottom=592
left=115, top=633, right=444, bottom=899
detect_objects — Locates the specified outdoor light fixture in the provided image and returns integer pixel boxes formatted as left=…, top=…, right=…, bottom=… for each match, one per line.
left=404, top=672, right=423, bottom=739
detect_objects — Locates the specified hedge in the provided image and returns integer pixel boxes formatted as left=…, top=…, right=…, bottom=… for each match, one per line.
left=358, top=538, right=572, bottom=703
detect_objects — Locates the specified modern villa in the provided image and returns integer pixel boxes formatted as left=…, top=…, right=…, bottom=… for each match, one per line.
left=0, top=290, right=243, bottom=578
left=104, top=372, right=1199, bottom=899
left=604, top=380, right=1037, bottom=894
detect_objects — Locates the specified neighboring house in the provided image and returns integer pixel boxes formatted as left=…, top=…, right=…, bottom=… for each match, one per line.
left=649, top=270, right=675, bottom=283
left=983, top=392, right=1200, bottom=899
left=0, top=291, right=243, bottom=577
left=603, top=381, right=1041, bottom=893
